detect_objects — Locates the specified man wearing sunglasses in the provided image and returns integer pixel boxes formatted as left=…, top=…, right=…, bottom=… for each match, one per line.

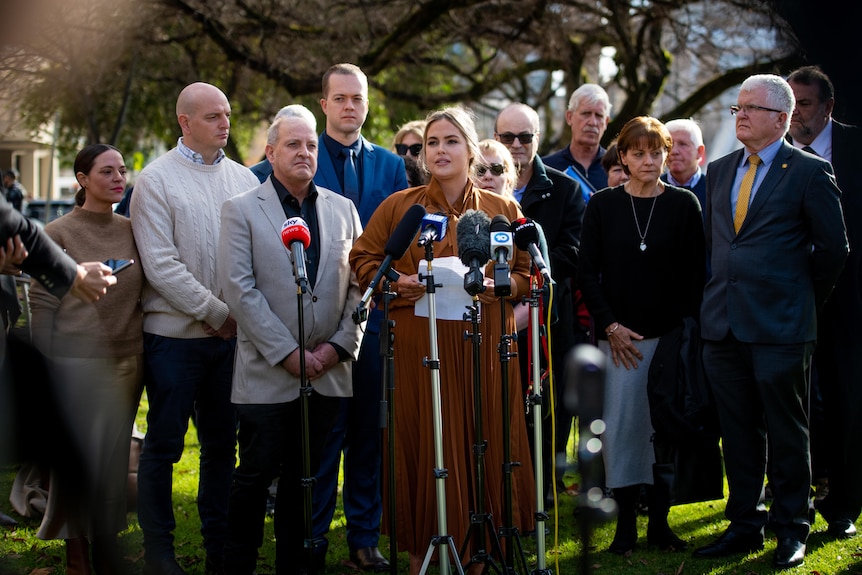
left=543, top=83, right=612, bottom=200
left=495, top=102, right=585, bottom=508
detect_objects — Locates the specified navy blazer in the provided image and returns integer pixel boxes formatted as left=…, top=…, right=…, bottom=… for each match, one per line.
left=313, top=134, right=408, bottom=227
left=701, top=140, right=848, bottom=344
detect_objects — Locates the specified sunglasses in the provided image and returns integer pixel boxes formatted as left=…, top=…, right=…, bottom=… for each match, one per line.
left=496, top=132, right=536, bottom=145
left=476, top=163, right=505, bottom=177
left=395, top=143, right=423, bottom=157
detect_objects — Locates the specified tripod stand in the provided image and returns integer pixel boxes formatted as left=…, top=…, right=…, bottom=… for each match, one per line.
left=459, top=297, right=505, bottom=575
left=419, top=242, right=465, bottom=575
left=524, top=278, right=553, bottom=575
left=496, top=296, right=529, bottom=575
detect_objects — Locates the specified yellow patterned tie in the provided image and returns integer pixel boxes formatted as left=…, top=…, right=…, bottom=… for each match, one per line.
left=734, top=154, right=761, bottom=233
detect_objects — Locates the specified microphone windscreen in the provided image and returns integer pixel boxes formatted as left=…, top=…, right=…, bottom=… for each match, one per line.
left=281, top=217, right=311, bottom=249
left=384, top=204, right=426, bottom=258
left=490, top=214, right=511, bottom=233
left=511, top=217, right=541, bottom=250
left=456, top=209, right=491, bottom=266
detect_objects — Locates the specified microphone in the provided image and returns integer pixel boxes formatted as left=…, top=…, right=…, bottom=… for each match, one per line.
left=281, top=217, right=311, bottom=289
left=490, top=214, right=512, bottom=296
left=354, top=204, right=426, bottom=323
left=490, top=215, right=513, bottom=263
left=416, top=213, right=448, bottom=247
left=456, top=209, right=491, bottom=296
left=511, top=217, right=552, bottom=283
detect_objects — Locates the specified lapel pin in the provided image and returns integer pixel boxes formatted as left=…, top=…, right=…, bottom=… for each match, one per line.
left=782, top=163, right=788, bottom=169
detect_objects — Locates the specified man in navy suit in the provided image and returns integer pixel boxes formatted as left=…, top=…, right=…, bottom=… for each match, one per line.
left=312, top=63, right=408, bottom=572
left=788, top=65, right=862, bottom=540
left=694, top=74, right=847, bottom=569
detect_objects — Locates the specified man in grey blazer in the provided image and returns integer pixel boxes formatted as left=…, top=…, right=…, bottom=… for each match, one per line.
left=693, top=74, right=847, bottom=569
left=218, top=105, right=363, bottom=575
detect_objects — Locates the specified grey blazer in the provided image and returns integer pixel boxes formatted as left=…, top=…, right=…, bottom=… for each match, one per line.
left=701, top=140, right=848, bottom=344
left=218, top=179, right=364, bottom=404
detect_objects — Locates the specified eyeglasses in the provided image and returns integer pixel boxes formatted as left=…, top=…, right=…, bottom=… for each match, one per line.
left=476, top=163, right=505, bottom=177
left=496, top=132, right=536, bottom=145
left=729, top=104, right=783, bottom=116
left=395, top=143, right=422, bottom=157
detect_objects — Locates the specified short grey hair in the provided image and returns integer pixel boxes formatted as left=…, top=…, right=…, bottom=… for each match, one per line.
left=267, top=105, right=317, bottom=146
left=740, top=74, right=795, bottom=133
left=567, top=84, right=612, bottom=115
left=664, top=118, right=704, bottom=148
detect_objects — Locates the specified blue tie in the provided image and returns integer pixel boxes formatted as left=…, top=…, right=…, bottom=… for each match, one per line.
left=343, top=148, right=359, bottom=205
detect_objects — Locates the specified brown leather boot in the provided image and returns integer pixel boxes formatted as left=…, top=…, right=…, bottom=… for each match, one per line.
left=65, top=538, right=92, bottom=575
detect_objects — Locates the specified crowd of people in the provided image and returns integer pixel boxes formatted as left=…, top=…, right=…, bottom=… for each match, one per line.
left=0, top=62, right=858, bottom=575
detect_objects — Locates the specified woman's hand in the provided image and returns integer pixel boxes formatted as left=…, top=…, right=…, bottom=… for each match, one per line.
left=392, top=273, right=425, bottom=302
left=476, top=277, right=498, bottom=305
left=606, top=323, right=644, bottom=370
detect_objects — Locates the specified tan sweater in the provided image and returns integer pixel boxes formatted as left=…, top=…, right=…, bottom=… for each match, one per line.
left=29, top=207, right=144, bottom=358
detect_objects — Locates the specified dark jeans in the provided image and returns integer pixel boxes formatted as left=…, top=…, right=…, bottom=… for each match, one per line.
left=137, top=334, right=237, bottom=561
left=226, top=393, right=340, bottom=575
left=313, top=316, right=384, bottom=551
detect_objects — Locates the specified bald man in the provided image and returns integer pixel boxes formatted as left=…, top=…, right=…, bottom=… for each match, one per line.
left=494, top=102, right=585, bottom=506
left=130, top=82, right=259, bottom=575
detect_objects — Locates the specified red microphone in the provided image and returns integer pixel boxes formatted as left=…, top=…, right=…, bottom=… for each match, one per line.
left=281, top=217, right=311, bottom=287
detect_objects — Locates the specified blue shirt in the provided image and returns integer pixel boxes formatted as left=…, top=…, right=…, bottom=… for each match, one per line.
left=177, top=137, right=226, bottom=165
left=730, top=138, right=783, bottom=216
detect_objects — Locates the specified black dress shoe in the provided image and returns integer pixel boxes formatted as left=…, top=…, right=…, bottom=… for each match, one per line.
left=144, top=555, right=188, bottom=575
left=827, top=519, right=858, bottom=539
left=0, top=510, right=17, bottom=527
left=349, top=547, right=391, bottom=572
left=692, top=530, right=764, bottom=558
left=773, top=538, right=805, bottom=569
left=647, top=528, right=688, bottom=552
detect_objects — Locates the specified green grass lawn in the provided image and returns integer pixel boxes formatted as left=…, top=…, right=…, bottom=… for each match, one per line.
left=2, top=392, right=862, bottom=574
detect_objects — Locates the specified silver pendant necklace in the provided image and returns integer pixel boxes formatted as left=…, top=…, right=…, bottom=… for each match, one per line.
left=629, top=192, right=658, bottom=251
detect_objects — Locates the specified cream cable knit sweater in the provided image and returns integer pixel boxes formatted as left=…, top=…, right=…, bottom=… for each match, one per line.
left=131, top=148, right=259, bottom=338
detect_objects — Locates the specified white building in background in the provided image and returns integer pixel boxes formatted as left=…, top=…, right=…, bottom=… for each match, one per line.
left=0, top=101, right=65, bottom=202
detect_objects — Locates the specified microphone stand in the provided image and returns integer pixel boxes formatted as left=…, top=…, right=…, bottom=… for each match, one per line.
left=419, top=242, right=464, bottom=575
left=496, top=282, right=529, bottom=575
left=295, top=272, right=323, bottom=575
left=379, top=277, right=400, bottom=575
left=525, top=276, right=552, bottom=575
left=565, top=344, right=611, bottom=575
left=459, top=294, right=505, bottom=575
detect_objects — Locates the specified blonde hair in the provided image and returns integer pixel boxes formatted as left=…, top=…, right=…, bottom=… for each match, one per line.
left=423, top=106, right=480, bottom=170
left=475, top=139, right=518, bottom=198
left=392, top=120, right=426, bottom=149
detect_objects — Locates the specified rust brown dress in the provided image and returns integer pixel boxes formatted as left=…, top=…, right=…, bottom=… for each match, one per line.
left=350, top=179, right=536, bottom=560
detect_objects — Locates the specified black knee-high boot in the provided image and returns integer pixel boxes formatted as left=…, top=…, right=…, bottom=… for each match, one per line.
left=608, top=485, right=639, bottom=554
left=645, top=483, right=687, bottom=551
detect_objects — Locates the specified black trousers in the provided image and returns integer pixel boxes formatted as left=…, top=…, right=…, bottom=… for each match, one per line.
left=224, top=393, right=340, bottom=575
left=703, top=336, right=813, bottom=542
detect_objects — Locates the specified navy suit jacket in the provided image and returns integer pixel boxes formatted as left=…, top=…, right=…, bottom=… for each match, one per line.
left=701, top=140, right=848, bottom=344
left=313, top=134, right=408, bottom=227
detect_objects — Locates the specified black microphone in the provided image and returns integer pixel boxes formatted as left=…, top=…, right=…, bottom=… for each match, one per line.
left=511, top=217, right=552, bottom=283
left=416, top=213, right=448, bottom=246
left=354, top=204, right=426, bottom=323
left=456, top=209, right=491, bottom=296
left=490, top=214, right=512, bottom=296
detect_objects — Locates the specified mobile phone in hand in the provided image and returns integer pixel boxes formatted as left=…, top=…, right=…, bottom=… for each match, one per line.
left=104, top=258, right=135, bottom=274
